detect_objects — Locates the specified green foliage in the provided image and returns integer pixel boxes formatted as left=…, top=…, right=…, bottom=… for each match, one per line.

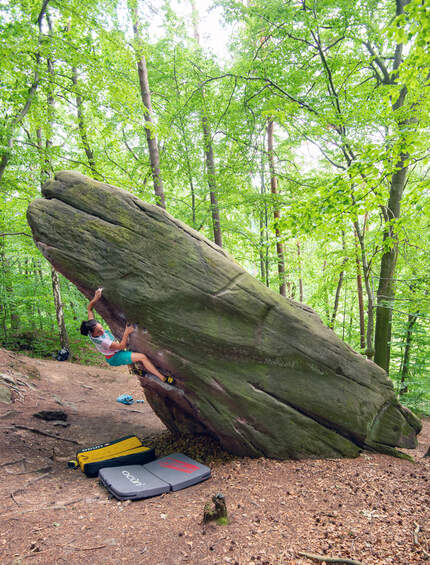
left=0, top=246, right=105, bottom=363
left=0, top=0, right=428, bottom=414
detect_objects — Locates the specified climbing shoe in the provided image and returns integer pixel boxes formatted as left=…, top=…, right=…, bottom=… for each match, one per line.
left=164, top=375, right=175, bottom=385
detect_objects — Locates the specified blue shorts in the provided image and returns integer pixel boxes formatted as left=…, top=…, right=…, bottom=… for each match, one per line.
left=106, top=350, right=133, bottom=366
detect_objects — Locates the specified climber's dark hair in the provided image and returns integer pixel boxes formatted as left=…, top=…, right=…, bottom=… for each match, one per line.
left=80, top=319, right=98, bottom=336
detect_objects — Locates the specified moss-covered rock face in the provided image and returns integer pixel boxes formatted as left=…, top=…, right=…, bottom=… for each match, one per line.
left=26, top=171, right=422, bottom=459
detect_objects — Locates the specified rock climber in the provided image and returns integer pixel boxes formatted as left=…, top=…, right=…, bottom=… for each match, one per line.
left=80, top=288, right=174, bottom=384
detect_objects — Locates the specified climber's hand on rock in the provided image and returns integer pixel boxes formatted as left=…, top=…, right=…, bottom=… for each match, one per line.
left=94, top=287, right=103, bottom=300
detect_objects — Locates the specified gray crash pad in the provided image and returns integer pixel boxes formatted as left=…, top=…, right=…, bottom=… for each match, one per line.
left=143, top=453, right=211, bottom=491
left=98, top=465, right=170, bottom=500
left=98, top=454, right=211, bottom=500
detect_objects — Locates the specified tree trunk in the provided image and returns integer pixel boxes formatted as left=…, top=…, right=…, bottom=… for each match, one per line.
left=50, top=267, right=69, bottom=350
left=129, top=2, right=165, bottom=209
left=374, top=155, right=408, bottom=371
left=0, top=228, right=8, bottom=338
left=71, top=66, right=100, bottom=178
left=354, top=219, right=375, bottom=359
left=399, top=311, right=418, bottom=394
left=0, top=1, right=50, bottom=183
left=330, top=233, right=348, bottom=329
left=322, top=260, right=330, bottom=322
left=267, top=120, right=286, bottom=297
left=22, top=258, right=36, bottom=329
left=296, top=241, right=304, bottom=302
left=172, top=52, right=196, bottom=228
left=190, top=0, right=223, bottom=247
left=374, top=0, right=411, bottom=372
left=259, top=216, right=266, bottom=284
left=69, top=300, right=78, bottom=321
left=0, top=238, right=19, bottom=334
left=10, top=303, right=20, bottom=332
left=330, top=268, right=346, bottom=329
left=33, top=258, right=45, bottom=330
left=34, top=33, right=70, bottom=351
left=7, top=266, right=20, bottom=332
left=260, top=143, right=270, bottom=287
left=355, top=237, right=366, bottom=350
left=201, top=117, right=223, bottom=247
left=0, top=140, right=14, bottom=185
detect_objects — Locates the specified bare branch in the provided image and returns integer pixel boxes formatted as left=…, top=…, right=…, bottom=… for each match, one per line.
left=0, top=232, right=32, bottom=238
left=298, top=550, right=363, bottom=565
left=184, top=73, right=319, bottom=116
left=122, top=130, right=141, bottom=162
left=212, top=77, right=238, bottom=142
left=362, top=41, right=391, bottom=84
left=311, top=30, right=343, bottom=128
left=36, top=0, right=51, bottom=26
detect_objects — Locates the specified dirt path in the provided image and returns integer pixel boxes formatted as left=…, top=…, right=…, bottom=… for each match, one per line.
left=0, top=349, right=429, bottom=565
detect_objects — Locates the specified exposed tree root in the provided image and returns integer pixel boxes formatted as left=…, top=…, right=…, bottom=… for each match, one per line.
left=298, top=552, right=364, bottom=565
left=4, top=424, right=79, bottom=444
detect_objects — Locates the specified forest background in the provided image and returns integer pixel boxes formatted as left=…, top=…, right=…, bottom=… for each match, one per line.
left=1, top=0, right=429, bottom=415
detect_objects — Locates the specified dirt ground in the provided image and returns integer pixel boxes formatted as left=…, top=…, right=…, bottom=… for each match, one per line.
left=0, top=348, right=429, bottom=565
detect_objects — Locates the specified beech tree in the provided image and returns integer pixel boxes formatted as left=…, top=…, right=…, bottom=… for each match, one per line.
left=190, top=0, right=223, bottom=247
left=220, top=0, right=430, bottom=370
left=267, top=119, right=286, bottom=296
left=129, top=0, right=166, bottom=208
left=0, top=0, right=51, bottom=183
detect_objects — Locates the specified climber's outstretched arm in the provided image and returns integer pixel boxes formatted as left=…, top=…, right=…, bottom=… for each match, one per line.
left=87, top=287, right=103, bottom=320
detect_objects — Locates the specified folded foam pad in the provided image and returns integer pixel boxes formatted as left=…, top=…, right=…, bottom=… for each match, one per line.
left=99, top=465, right=170, bottom=500
left=75, top=435, right=155, bottom=477
left=143, top=453, right=211, bottom=491
left=98, top=453, right=211, bottom=500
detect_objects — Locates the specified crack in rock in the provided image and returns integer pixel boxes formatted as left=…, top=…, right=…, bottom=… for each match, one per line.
left=248, top=382, right=365, bottom=450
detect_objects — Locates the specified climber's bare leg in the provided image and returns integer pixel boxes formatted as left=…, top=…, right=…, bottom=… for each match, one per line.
left=131, top=352, right=166, bottom=382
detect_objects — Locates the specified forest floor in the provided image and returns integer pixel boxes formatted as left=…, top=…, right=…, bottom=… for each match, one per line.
left=0, top=348, right=429, bottom=565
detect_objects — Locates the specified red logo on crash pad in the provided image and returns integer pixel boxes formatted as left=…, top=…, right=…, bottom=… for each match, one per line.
left=158, top=458, right=199, bottom=474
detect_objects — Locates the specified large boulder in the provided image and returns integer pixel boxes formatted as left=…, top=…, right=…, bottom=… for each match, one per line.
left=27, top=171, right=421, bottom=459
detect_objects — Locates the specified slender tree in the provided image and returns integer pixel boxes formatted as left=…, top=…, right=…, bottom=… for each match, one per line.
left=296, top=241, right=304, bottom=302
left=71, top=67, right=100, bottom=179
left=172, top=50, right=197, bottom=227
left=355, top=237, right=366, bottom=350
left=259, top=146, right=269, bottom=286
left=373, top=0, right=418, bottom=371
left=330, top=233, right=348, bottom=329
left=34, top=16, right=69, bottom=350
left=190, top=0, right=223, bottom=247
left=129, top=0, right=166, bottom=208
left=267, top=119, right=286, bottom=296
left=50, top=267, right=69, bottom=350
left=399, top=311, right=419, bottom=394
left=0, top=0, right=50, bottom=183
